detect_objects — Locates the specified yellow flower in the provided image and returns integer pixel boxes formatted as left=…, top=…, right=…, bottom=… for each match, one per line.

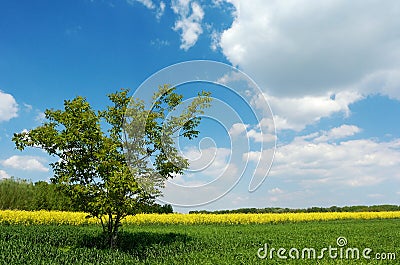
left=1, top=210, right=399, bottom=225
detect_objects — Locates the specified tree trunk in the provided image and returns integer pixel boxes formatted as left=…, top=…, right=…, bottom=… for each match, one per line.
left=108, top=214, right=121, bottom=249
left=110, top=223, right=118, bottom=249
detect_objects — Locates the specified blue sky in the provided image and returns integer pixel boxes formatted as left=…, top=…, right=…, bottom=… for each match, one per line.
left=1, top=0, right=400, bottom=212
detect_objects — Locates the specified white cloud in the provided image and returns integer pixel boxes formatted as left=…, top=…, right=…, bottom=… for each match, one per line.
left=216, top=1, right=400, bottom=130
left=243, top=148, right=275, bottom=165
left=0, top=90, right=18, bottom=122
left=156, top=1, right=165, bottom=20
left=211, top=0, right=225, bottom=7
left=172, top=0, right=204, bottom=50
left=1, top=155, right=49, bottom=172
left=0, top=169, right=10, bottom=179
left=229, top=123, right=275, bottom=143
left=314, top=124, right=361, bottom=143
left=127, top=0, right=165, bottom=20
left=182, top=147, right=232, bottom=177
left=35, top=112, right=46, bottom=123
left=269, top=133, right=400, bottom=188
left=161, top=146, right=240, bottom=206
left=354, top=69, right=400, bottom=101
left=23, top=103, right=33, bottom=112
left=257, top=117, right=277, bottom=134
left=228, top=123, right=248, bottom=137
left=242, top=147, right=275, bottom=192
left=216, top=70, right=247, bottom=85
left=156, top=1, right=166, bottom=20
left=127, top=0, right=155, bottom=9
left=243, top=150, right=262, bottom=163
left=150, top=38, right=170, bottom=48
left=210, top=30, right=220, bottom=51
left=268, top=187, right=283, bottom=194
left=246, top=129, right=276, bottom=143
left=253, top=91, right=362, bottom=131
left=171, top=0, right=191, bottom=17
left=220, top=0, right=400, bottom=98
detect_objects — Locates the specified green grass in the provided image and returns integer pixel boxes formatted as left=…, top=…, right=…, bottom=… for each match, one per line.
left=0, top=219, right=399, bottom=264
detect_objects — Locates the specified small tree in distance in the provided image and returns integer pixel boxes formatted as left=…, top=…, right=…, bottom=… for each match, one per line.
left=13, top=85, right=212, bottom=248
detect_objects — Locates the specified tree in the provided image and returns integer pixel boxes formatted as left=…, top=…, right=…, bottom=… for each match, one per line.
left=0, top=177, right=34, bottom=210
left=13, top=85, right=211, bottom=248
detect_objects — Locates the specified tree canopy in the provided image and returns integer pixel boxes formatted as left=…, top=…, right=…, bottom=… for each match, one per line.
left=13, top=85, right=211, bottom=247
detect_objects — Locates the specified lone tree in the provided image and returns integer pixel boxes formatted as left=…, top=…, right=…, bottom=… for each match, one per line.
left=13, top=85, right=211, bottom=248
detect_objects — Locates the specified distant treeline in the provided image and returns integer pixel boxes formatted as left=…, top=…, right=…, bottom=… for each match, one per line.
left=189, top=205, right=400, bottom=214
left=0, top=178, right=173, bottom=213
left=0, top=178, right=73, bottom=211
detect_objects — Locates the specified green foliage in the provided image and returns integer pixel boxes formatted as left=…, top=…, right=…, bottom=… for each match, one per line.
left=0, top=178, right=72, bottom=211
left=189, top=205, right=400, bottom=214
left=12, top=85, right=211, bottom=247
left=31, top=181, right=73, bottom=211
left=0, top=178, right=33, bottom=210
left=0, top=220, right=399, bottom=264
left=0, top=178, right=172, bottom=213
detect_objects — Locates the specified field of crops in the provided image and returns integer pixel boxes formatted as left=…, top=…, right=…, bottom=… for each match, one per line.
left=1, top=210, right=400, bottom=225
left=1, top=219, right=399, bottom=264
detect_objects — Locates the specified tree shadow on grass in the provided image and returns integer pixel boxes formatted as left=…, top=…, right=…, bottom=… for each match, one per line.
left=79, top=231, right=191, bottom=259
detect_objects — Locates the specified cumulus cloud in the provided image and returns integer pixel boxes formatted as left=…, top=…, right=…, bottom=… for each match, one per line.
left=215, top=1, right=400, bottom=131
left=313, top=124, right=361, bottom=143
left=0, top=90, right=18, bottom=122
left=252, top=90, right=362, bottom=131
left=354, top=69, right=400, bottom=101
left=229, top=123, right=275, bottom=143
left=161, top=146, right=240, bottom=206
left=228, top=123, right=248, bottom=137
left=172, top=0, right=204, bottom=50
left=182, top=146, right=232, bottom=177
left=165, top=125, right=400, bottom=209
left=1, top=155, right=49, bottom=172
left=220, top=0, right=400, bottom=97
left=246, top=128, right=276, bottom=143
left=242, top=147, right=275, bottom=174
left=269, top=132, right=400, bottom=188
left=0, top=169, right=10, bottom=179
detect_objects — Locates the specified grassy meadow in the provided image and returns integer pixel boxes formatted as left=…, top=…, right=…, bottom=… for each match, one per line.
left=0, top=211, right=399, bottom=264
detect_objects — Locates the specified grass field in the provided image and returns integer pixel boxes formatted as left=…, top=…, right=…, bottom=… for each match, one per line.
left=1, top=219, right=399, bottom=264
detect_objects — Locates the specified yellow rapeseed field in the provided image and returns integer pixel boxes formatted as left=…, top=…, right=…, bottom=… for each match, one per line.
left=0, top=210, right=98, bottom=225
left=0, top=210, right=399, bottom=225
